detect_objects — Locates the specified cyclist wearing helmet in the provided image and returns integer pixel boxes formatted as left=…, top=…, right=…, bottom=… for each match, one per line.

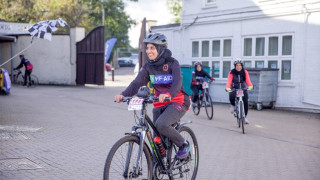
left=115, top=33, right=191, bottom=159
left=226, top=59, right=253, bottom=124
left=191, top=62, right=214, bottom=106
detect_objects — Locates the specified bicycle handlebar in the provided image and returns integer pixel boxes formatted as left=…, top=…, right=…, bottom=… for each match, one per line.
left=115, top=96, right=171, bottom=104
left=226, top=87, right=252, bottom=93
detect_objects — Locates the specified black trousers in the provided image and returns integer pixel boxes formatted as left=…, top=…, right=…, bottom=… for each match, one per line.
left=229, top=90, right=249, bottom=116
left=153, top=103, right=187, bottom=147
left=191, top=85, right=202, bottom=103
left=24, top=70, right=32, bottom=85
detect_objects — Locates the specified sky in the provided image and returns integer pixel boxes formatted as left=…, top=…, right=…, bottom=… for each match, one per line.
left=124, top=0, right=175, bottom=48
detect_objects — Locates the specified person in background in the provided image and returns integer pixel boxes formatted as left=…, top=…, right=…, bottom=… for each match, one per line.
left=191, top=62, right=214, bottom=107
left=14, top=54, right=33, bottom=86
left=226, top=59, right=253, bottom=124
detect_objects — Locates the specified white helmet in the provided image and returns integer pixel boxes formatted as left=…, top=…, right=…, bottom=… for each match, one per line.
left=234, top=58, right=243, bottom=66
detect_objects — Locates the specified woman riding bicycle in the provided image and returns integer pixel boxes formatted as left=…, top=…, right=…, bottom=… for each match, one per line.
left=115, top=33, right=191, bottom=160
left=191, top=62, right=214, bottom=107
left=225, top=59, right=253, bottom=124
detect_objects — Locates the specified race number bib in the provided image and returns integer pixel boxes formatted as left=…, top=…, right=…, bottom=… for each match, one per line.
left=236, top=90, right=244, bottom=97
left=202, top=82, right=209, bottom=89
left=128, top=97, right=144, bottom=110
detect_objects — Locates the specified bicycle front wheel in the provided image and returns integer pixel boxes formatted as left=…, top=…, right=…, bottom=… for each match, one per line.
left=239, top=101, right=245, bottom=134
left=171, top=126, right=199, bottom=180
left=15, top=75, right=24, bottom=85
left=103, top=135, right=153, bottom=180
left=204, top=93, right=213, bottom=120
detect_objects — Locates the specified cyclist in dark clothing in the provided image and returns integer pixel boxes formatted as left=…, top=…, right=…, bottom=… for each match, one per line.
left=14, top=54, right=33, bottom=86
left=115, top=33, right=191, bottom=159
left=226, top=59, right=253, bottom=124
left=191, top=62, right=214, bottom=106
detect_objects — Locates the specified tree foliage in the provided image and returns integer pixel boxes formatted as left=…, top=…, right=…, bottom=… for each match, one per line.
left=0, top=0, right=137, bottom=49
left=166, top=0, right=182, bottom=23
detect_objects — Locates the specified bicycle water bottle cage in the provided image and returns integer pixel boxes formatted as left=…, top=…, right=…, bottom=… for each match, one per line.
left=137, top=86, right=150, bottom=98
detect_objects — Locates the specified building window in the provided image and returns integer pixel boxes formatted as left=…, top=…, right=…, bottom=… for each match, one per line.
left=223, top=61, right=231, bottom=78
left=202, top=61, right=209, bottom=67
left=212, top=61, right=220, bottom=78
left=192, top=41, right=199, bottom=57
left=268, top=37, right=278, bottom=56
left=223, top=39, right=232, bottom=57
left=244, top=61, right=252, bottom=68
left=202, top=41, right=209, bottom=57
left=255, top=61, right=264, bottom=68
left=281, top=60, right=291, bottom=80
left=212, top=40, right=220, bottom=57
left=268, top=60, right=278, bottom=69
left=243, top=38, right=252, bottom=56
left=255, top=37, right=265, bottom=56
left=282, top=36, right=292, bottom=55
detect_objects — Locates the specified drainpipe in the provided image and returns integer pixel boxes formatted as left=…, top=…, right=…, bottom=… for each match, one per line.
left=11, top=42, right=14, bottom=81
left=301, top=4, right=310, bottom=103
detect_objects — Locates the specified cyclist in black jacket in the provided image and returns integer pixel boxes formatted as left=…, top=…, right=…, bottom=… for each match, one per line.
left=191, top=62, right=214, bottom=106
left=115, top=33, right=191, bottom=159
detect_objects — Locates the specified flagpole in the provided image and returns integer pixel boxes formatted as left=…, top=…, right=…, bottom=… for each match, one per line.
left=0, top=40, right=37, bottom=68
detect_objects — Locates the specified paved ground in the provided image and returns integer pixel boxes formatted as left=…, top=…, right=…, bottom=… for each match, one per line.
left=0, top=67, right=320, bottom=180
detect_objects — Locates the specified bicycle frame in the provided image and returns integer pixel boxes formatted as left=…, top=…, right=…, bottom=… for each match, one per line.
left=124, top=99, right=191, bottom=178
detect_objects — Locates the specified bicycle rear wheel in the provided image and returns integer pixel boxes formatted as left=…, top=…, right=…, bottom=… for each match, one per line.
left=170, top=126, right=199, bottom=180
left=30, top=75, right=39, bottom=87
left=103, top=135, right=153, bottom=180
left=239, top=101, right=245, bottom=134
left=204, top=93, right=213, bottom=120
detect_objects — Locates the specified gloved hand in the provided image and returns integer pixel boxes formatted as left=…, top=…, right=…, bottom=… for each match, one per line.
left=248, top=86, right=253, bottom=90
left=226, top=88, right=231, bottom=92
left=210, top=77, right=215, bottom=82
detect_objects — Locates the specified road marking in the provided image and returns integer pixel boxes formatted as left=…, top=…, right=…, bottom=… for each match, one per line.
left=0, top=132, right=30, bottom=140
left=0, top=158, right=42, bottom=171
left=0, top=125, right=42, bottom=132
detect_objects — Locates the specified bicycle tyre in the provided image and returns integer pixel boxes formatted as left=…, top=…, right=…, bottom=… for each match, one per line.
left=235, top=101, right=240, bottom=128
left=204, top=93, right=213, bottom=120
left=30, top=75, right=39, bottom=87
left=192, top=100, right=200, bottom=116
left=103, top=135, right=153, bottom=180
left=15, top=75, right=24, bottom=85
left=239, top=101, right=245, bottom=134
left=170, top=126, right=199, bottom=180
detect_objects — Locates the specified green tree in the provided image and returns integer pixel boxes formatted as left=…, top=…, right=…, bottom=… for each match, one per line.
left=0, top=0, right=137, bottom=50
left=167, top=0, right=182, bottom=23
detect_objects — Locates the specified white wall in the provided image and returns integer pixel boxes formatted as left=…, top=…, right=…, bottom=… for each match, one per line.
left=152, top=0, right=320, bottom=111
left=0, top=27, right=85, bottom=85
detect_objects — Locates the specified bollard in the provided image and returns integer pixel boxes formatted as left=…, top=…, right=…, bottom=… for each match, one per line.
left=111, top=68, right=114, bottom=81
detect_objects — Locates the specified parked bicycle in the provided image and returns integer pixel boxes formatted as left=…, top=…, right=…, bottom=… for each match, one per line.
left=103, top=90, right=199, bottom=180
left=12, top=69, right=38, bottom=87
left=228, top=88, right=250, bottom=134
left=192, top=80, right=214, bottom=120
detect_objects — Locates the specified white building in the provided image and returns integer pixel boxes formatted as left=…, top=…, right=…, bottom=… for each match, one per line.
left=151, top=0, right=320, bottom=112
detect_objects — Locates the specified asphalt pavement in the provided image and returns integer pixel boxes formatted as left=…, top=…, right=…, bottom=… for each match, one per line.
left=0, top=67, right=319, bottom=180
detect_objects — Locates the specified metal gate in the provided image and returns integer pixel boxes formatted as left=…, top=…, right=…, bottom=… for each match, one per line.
left=76, top=26, right=104, bottom=85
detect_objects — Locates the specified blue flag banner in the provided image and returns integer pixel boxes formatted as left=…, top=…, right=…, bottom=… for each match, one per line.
left=105, top=38, right=117, bottom=63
